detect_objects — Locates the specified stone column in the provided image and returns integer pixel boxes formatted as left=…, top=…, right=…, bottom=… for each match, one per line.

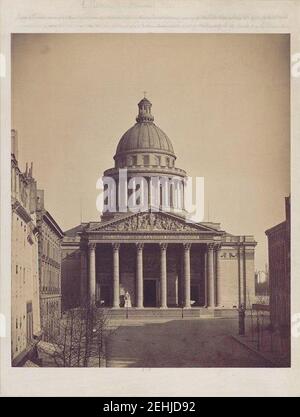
left=215, top=244, right=221, bottom=307
left=182, top=179, right=185, bottom=211
left=112, top=243, right=120, bottom=308
left=136, top=243, right=144, bottom=308
left=204, top=249, right=208, bottom=307
left=238, top=243, right=245, bottom=307
left=207, top=243, right=215, bottom=307
left=183, top=243, right=191, bottom=308
left=80, top=246, right=88, bottom=306
left=160, top=243, right=168, bottom=308
left=147, top=177, right=151, bottom=209
left=88, top=243, right=96, bottom=305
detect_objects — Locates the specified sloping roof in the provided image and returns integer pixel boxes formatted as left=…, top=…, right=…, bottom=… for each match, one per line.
left=64, top=223, right=88, bottom=237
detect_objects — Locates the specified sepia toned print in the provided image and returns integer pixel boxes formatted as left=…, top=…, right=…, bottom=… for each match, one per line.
left=11, top=34, right=290, bottom=368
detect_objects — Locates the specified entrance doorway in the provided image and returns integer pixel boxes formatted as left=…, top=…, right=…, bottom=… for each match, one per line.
left=97, top=284, right=111, bottom=307
left=144, top=280, right=157, bottom=307
left=191, top=285, right=200, bottom=307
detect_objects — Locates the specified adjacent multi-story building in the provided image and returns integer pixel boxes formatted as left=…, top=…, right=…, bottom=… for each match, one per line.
left=11, top=129, right=64, bottom=363
left=36, top=190, right=64, bottom=339
left=265, top=196, right=290, bottom=335
left=11, top=129, right=41, bottom=365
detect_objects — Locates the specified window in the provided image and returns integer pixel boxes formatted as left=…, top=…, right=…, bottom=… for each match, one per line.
left=155, top=155, right=161, bottom=166
left=132, top=155, right=137, bottom=166
left=143, top=155, right=150, bottom=166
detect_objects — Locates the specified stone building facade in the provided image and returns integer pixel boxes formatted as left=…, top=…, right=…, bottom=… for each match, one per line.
left=36, top=190, right=64, bottom=339
left=62, top=98, right=256, bottom=312
left=61, top=225, right=85, bottom=311
left=265, top=196, right=290, bottom=333
left=11, top=130, right=41, bottom=365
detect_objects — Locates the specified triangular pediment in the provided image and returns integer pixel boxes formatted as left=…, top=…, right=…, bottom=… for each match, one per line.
left=88, top=211, right=220, bottom=234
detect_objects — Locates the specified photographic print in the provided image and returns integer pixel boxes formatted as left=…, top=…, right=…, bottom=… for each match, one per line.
left=10, top=33, right=290, bottom=370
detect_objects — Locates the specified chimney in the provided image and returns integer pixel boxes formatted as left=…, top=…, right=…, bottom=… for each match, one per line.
left=29, top=162, right=33, bottom=178
left=36, top=189, right=45, bottom=211
left=11, top=129, right=18, bottom=160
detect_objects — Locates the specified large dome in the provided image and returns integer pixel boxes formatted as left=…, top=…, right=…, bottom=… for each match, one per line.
left=116, top=122, right=175, bottom=156
left=114, top=98, right=175, bottom=159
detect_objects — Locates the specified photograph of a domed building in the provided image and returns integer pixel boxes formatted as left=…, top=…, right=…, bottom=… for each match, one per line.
left=62, top=96, right=256, bottom=314
left=11, top=34, right=290, bottom=368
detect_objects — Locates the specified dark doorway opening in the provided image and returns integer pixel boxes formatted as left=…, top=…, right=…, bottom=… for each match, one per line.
left=97, top=285, right=111, bottom=307
left=144, top=280, right=157, bottom=307
left=191, top=285, right=200, bottom=307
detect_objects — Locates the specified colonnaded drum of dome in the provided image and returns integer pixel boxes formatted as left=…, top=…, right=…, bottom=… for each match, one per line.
left=102, top=98, right=186, bottom=216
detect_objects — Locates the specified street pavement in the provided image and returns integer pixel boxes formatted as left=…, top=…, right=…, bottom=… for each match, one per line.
left=105, top=317, right=274, bottom=367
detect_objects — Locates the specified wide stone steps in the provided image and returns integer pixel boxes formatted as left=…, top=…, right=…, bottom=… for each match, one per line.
left=104, top=307, right=236, bottom=319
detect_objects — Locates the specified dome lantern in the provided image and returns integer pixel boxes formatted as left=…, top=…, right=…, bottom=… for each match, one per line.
left=114, top=97, right=176, bottom=162
left=136, top=98, right=154, bottom=123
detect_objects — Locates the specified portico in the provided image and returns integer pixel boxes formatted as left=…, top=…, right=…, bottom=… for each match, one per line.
left=84, top=211, right=221, bottom=309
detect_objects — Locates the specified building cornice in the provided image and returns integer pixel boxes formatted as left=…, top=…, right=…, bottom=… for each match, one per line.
left=104, top=166, right=186, bottom=179
left=37, top=209, right=64, bottom=238
left=12, top=199, right=32, bottom=224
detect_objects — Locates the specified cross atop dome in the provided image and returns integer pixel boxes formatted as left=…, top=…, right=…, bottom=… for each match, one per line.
left=136, top=96, right=154, bottom=123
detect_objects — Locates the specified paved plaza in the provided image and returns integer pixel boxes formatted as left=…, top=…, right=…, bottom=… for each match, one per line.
left=105, top=317, right=273, bottom=368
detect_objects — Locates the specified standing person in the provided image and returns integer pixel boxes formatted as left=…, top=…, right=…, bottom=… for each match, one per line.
left=238, top=303, right=246, bottom=335
left=124, top=291, right=132, bottom=308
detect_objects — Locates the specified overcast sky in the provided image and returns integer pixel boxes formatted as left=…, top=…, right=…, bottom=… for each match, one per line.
left=12, top=34, right=290, bottom=271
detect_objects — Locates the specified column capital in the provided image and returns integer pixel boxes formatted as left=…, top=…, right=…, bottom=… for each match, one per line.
left=136, top=242, right=144, bottom=251
left=112, top=242, right=120, bottom=251
left=207, top=242, right=215, bottom=251
left=214, top=243, right=222, bottom=251
left=88, top=242, right=96, bottom=251
left=160, top=242, right=168, bottom=251
left=183, top=243, right=191, bottom=251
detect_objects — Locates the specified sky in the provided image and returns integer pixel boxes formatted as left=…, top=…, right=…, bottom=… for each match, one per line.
left=12, top=34, right=290, bottom=271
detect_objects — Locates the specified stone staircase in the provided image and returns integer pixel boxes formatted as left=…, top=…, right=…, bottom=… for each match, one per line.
left=105, top=307, right=221, bottom=320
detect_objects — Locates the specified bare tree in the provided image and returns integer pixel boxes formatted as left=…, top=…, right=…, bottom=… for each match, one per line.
left=38, top=304, right=114, bottom=367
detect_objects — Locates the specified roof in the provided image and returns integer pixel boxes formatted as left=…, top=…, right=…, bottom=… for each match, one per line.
left=114, top=98, right=175, bottom=157
left=43, top=210, right=64, bottom=238
left=265, top=220, right=287, bottom=236
left=64, top=223, right=88, bottom=237
left=115, top=122, right=175, bottom=156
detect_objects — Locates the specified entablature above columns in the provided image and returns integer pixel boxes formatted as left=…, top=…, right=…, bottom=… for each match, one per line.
left=83, top=235, right=218, bottom=245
